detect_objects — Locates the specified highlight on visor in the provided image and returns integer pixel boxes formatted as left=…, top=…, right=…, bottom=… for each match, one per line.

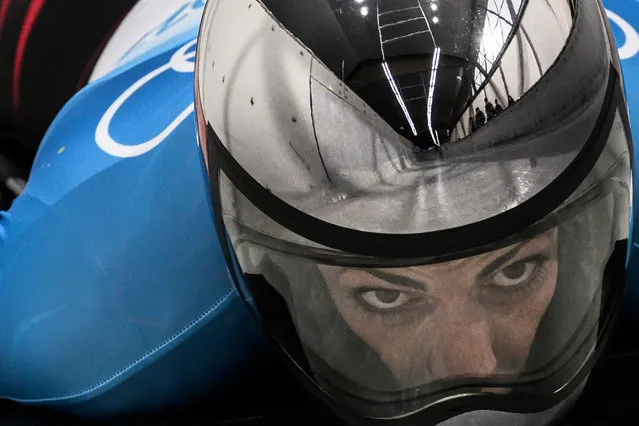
left=193, top=0, right=633, bottom=424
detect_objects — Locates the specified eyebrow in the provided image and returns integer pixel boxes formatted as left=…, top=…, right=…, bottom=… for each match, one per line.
left=477, top=242, right=528, bottom=280
left=341, top=241, right=532, bottom=291
left=364, top=269, right=427, bottom=291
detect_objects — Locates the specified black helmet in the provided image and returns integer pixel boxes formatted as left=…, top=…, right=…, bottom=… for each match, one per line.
left=194, top=0, right=633, bottom=424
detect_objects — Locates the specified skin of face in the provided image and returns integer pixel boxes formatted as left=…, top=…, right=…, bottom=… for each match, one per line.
left=320, top=230, right=558, bottom=388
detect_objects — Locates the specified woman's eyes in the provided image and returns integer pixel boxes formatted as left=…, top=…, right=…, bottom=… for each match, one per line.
left=484, top=256, right=549, bottom=304
left=492, top=260, right=539, bottom=288
left=359, top=289, right=411, bottom=310
left=352, top=257, right=546, bottom=313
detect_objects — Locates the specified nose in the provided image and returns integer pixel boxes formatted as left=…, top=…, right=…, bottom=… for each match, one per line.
left=429, top=319, right=497, bottom=380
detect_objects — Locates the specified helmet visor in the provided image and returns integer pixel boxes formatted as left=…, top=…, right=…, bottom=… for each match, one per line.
left=208, top=108, right=630, bottom=419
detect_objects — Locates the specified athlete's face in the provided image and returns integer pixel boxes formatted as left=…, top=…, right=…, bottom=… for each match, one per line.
left=320, top=230, right=558, bottom=387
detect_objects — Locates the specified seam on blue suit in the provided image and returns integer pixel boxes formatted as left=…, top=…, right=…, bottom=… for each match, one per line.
left=12, top=288, right=236, bottom=403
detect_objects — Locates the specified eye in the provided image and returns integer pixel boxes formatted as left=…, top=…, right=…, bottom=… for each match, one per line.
left=493, top=260, right=538, bottom=287
left=360, top=289, right=410, bottom=310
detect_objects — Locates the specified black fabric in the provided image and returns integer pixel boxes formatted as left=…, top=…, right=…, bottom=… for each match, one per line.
left=0, top=0, right=137, bottom=151
left=0, top=0, right=137, bottom=210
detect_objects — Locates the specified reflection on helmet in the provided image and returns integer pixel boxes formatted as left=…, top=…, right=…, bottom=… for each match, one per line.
left=194, top=0, right=633, bottom=424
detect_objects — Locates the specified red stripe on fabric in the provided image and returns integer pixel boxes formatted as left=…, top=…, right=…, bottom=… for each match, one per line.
left=13, top=0, right=46, bottom=113
left=75, top=8, right=131, bottom=91
left=0, top=0, right=13, bottom=42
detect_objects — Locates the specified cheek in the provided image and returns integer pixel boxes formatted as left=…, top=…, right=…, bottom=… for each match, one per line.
left=329, top=291, right=396, bottom=347
left=325, top=283, right=380, bottom=344
left=355, top=319, right=427, bottom=382
left=491, top=261, right=559, bottom=360
left=326, top=289, right=425, bottom=378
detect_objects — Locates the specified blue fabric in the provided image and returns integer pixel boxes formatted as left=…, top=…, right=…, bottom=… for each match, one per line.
left=605, top=0, right=639, bottom=313
left=0, top=25, right=265, bottom=416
